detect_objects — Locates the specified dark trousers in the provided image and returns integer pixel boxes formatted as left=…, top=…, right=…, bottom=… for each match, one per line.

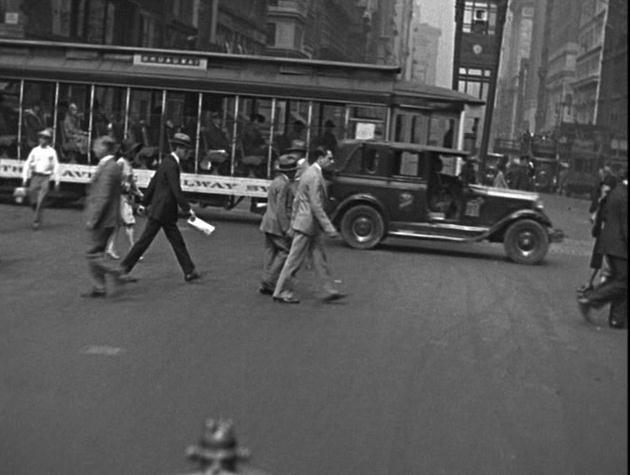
left=588, top=256, right=627, bottom=325
left=121, top=218, right=195, bottom=276
left=87, top=227, right=118, bottom=292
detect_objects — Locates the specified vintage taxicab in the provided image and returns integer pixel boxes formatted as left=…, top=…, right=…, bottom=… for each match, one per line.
left=326, top=140, right=564, bottom=264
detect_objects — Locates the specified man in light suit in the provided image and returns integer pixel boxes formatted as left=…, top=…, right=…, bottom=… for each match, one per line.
left=83, top=136, right=127, bottom=297
left=120, top=133, right=200, bottom=282
left=579, top=172, right=628, bottom=328
left=259, top=155, right=298, bottom=295
left=273, top=147, right=346, bottom=304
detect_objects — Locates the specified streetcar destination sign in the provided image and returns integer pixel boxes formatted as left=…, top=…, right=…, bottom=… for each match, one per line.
left=133, top=53, right=208, bottom=70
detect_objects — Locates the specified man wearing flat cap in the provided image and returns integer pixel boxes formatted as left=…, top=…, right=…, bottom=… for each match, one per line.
left=258, top=155, right=298, bottom=295
left=21, top=127, right=59, bottom=230
left=120, top=132, right=200, bottom=282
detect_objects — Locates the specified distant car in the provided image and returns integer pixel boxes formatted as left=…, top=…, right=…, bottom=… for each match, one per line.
left=326, top=140, right=564, bottom=264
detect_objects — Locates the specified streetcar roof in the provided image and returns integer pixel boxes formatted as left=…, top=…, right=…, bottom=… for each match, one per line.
left=0, top=39, right=402, bottom=74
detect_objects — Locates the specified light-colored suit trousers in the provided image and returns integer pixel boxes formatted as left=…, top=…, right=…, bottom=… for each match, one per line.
left=273, top=231, right=334, bottom=298
left=261, top=233, right=291, bottom=290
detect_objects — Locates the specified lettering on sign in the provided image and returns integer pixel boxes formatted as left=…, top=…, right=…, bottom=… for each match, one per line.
left=0, top=159, right=270, bottom=198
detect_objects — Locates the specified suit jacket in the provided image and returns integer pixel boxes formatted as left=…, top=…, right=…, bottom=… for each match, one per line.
left=291, top=163, right=336, bottom=236
left=596, top=183, right=628, bottom=259
left=260, top=173, right=293, bottom=236
left=143, top=153, right=191, bottom=223
left=85, top=155, right=121, bottom=229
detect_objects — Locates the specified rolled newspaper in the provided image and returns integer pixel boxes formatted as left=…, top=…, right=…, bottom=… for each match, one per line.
left=187, top=216, right=215, bottom=236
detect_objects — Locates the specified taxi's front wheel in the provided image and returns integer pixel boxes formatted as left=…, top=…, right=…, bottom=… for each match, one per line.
left=504, top=219, right=549, bottom=264
left=340, top=205, right=385, bottom=250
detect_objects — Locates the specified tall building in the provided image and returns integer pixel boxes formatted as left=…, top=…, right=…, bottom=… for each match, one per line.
left=521, top=0, right=547, bottom=134
left=572, top=0, right=607, bottom=125
left=541, top=0, right=581, bottom=131
left=409, top=23, right=441, bottom=84
left=0, top=0, right=269, bottom=54
left=493, top=0, right=535, bottom=142
left=597, top=0, right=628, bottom=166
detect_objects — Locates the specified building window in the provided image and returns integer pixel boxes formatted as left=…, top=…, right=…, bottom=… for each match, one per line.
left=294, top=25, right=303, bottom=49
left=266, top=22, right=276, bottom=46
left=462, top=1, right=498, bottom=35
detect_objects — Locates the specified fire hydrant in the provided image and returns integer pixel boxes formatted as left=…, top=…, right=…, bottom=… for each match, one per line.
left=185, top=418, right=270, bottom=475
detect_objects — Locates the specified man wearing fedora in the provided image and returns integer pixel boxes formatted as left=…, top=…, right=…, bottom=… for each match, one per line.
left=21, top=127, right=59, bottom=230
left=119, top=132, right=201, bottom=282
left=258, top=155, right=298, bottom=295
left=273, top=147, right=346, bottom=304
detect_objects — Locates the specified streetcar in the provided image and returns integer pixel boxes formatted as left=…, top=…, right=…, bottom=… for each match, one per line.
left=0, top=39, right=482, bottom=211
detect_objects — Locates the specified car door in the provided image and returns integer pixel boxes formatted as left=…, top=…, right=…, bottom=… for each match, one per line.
left=386, top=149, right=428, bottom=224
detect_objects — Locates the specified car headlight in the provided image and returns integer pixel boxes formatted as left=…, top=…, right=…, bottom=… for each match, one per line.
left=534, top=198, right=544, bottom=210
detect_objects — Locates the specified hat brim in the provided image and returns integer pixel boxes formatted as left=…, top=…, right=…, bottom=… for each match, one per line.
left=37, top=132, right=52, bottom=139
left=171, top=140, right=192, bottom=149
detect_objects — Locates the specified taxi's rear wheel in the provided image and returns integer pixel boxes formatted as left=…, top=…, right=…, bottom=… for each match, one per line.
left=504, top=219, right=549, bottom=264
left=340, top=205, right=384, bottom=250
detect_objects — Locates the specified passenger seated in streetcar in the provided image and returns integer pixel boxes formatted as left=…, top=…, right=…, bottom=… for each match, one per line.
left=200, top=110, right=231, bottom=175
left=23, top=103, right=46, bottom=150
left=279, top=118, right=306, bottom=153
left=62, top=102, right=89, bottom=158
left=241, top=113, right=267, bottom=157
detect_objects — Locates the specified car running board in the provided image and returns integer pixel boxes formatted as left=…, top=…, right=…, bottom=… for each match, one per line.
left=388, top=230, right=468, bottom=242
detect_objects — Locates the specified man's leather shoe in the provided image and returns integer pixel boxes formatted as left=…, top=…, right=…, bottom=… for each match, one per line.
left=185, top=271, right=201, bottom=283
left=323, top=291, right=347, bottom=302
left=81, top=289, right=106, bottom=298
left=116, top=272, right=138, bottom=284
left=259, top=286, right=274, bottom=295
left=273, top=295, right=300, bottom=304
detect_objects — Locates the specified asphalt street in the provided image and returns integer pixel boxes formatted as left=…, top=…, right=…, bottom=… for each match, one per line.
left=0, top=194, right=627, bottom=475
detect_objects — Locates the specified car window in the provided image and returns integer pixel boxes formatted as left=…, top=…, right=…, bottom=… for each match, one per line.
left=395, top=151, right=425, bottom=178
left=364, top=147, right=379, bottom=174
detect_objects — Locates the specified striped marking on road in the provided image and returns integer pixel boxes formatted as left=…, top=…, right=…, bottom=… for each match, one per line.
left=80, top=345, right=125, bottom=356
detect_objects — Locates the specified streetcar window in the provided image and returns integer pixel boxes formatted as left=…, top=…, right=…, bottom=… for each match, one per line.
left=58, top=84, right=90, bottom=163
left=428, top=114, right=459, bottom=148
left=0, top=79, right=19, bottom=159
left=199, top=94, right=236, bottom=176
left=127, top=88, right=163, bottom=170
left=92, top=86, right=126, bottom=143
left=348, top=105, right=386, bottom=140
left=237, top=96, right=273, bottom=178
left=309, top=102, right=345, bottom=155
left=273, top=99, right=308, bottom=155
left=163, top=90, right=199, bottom=172
left=22, top=81, right=55, bottom=161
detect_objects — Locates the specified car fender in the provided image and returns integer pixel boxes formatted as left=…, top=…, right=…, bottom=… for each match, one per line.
left=485, top=209, right=552, bottom=242
left=330, top=193, right=388, bottom=224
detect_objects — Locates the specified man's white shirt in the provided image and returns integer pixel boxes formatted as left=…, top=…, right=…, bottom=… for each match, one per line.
left=22, top=145, right=60, bottom=184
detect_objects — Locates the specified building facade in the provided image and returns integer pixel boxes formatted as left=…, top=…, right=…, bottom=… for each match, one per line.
left=493, top=0, right=535, bottom=142
left=0, top=0, right=269, bottom=54
left=265, top=0, right=373, bottom=62
left=572, top=0, right=607, bottom=125
left=409, top=22, right=441, bottom=85
left=596, top=0, right=628, bottom=166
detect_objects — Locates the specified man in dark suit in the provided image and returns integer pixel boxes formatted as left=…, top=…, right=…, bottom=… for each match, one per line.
left=120, top=133, right=200, bottom=282
left=578, top=173, right=627, bottom=328
left=272, top=147, right=345, bottom=304
left=83, top=136, right=125, bottom=297
left=258, top=155, right=298, bottom=295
